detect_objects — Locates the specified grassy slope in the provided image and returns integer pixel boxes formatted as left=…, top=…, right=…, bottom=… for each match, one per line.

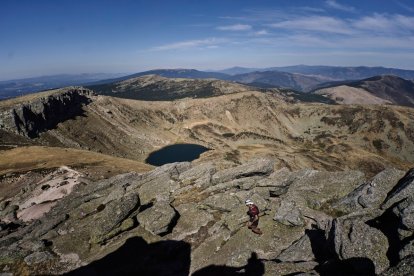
left=0, top=146, right=153, bottom=177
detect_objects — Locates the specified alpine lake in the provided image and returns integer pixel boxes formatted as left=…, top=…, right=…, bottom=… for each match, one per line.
left=145, top=143, right=210, bottom=166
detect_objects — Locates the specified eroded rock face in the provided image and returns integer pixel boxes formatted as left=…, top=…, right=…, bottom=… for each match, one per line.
left=0, top=87, right=93, bottom=138
left=0, top=160, right=413, bottom=275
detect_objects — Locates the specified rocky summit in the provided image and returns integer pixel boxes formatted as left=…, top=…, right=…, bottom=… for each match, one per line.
left=0, top=157, right=413, bottom=275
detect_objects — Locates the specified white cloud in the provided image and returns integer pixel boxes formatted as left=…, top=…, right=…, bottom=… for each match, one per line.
left=325, top=0, right=355, bottom=12
left=151, top=38, right=226, bottom=51
left=253, top=30, right=269, bottom=36
left=269, top=16, right=353, bottom=34
left=217, top=24, right=252, bottom=31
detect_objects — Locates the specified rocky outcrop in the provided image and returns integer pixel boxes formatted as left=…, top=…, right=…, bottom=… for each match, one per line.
left=90, top=193, right=140, bottom=244
left=211, top=158, right=274, bottom=184
left=0, top=159, right=413, bottom=275
left=137, top=202, right=177, bottom=235
left=381, top=168, right=414, bottom=210
left=0, top=87, right=93, bottom=138
left=329, top=212, right=389, bottom=274
left=333, top=168, right=405, bottom=213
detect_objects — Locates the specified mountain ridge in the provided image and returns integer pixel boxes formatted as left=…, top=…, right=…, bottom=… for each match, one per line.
left=3, top=66, right=414, bottom=99
left=313, top=75, right=414, bottom=107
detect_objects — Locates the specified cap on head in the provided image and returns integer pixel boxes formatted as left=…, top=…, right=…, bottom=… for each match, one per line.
left=245, top=199, right=254, bottom=205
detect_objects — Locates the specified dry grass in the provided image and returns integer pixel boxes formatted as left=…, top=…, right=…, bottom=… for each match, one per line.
left=0, top=146, right=153, bottom=177
left=0, top=89, right=62, bottom=109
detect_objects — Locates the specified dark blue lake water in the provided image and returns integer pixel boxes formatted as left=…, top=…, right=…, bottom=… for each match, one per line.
left=145, top=144, right=210, bottom=166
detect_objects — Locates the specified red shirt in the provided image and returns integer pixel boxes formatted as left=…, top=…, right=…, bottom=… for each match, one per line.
left=248, top=205, right=259, bottom=218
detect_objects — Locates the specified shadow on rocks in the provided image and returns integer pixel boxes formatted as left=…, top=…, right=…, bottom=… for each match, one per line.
left=316, top=257, right=375, bottom=276
left=65, top=237, right=191, bottom=276
left=305, top=228, right=376, bottom=276
left=192, top=252, right=265, bottom=276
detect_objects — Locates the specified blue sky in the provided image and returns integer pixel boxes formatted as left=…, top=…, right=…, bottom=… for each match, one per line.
left=1, top=0, right=414, bottom=80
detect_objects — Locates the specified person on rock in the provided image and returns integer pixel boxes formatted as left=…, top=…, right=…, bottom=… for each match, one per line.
left=245, top=199, right=263, bottom=235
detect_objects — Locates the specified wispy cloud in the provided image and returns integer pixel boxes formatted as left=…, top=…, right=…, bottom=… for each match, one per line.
left=325, top=0, right=355, bottom=12
left=395, top=0, right=414, bottom=12
left=298, top=7, right=326, bottom=13
left=352, top=13, right=414, bottom=33
left=266, top=13, right=414, bottom=37
left=284, top=33, right=414, bottom=50
left=217, top=24, right=252, bottom=31
left=151, top=38, right=226, bottom=51
left=269, top=16, right=353, bottom=34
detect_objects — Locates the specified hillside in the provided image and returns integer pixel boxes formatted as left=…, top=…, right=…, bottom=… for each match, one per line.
left=229, top=71, right=330, bottom=92
left=313, top=75, right=414, bottom=107
left=275, top=65, right=414, bottom=80
left=90, top=69, right=230, bottom=85
left=218, top=65, right=414, bottom=81
left=1, top=87, right=413, bottom=177
left=87, top=75, right=258, bottom=101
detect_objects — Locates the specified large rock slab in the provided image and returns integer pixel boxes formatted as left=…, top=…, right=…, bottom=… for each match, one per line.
left=381, top=168, right=414, bottom=210
left=172, top=203, right=214, bottom=240
left=328, top=212, right=389, bottom=274
left=333, top=168, right=405, bottom=213
left=178, top=162, right=216, bottom=189
left=272, top=169, right=365, bottom=229
left=275, top=234, right=315, bottom=262
left=211, top=158, right=274, bottom=184
left=90, top=193, right=140, bottom=244
left=129, top=162, right=191, bottom=193
left=202, top=193, right=242, bottom=212
left=287, top=169, right=366, bottom=210
left=137, top=202, right=177, bottom=235
left=146, top=162, right=192, bottom=180
left=274, top=200, right=304, bottom=227
left=194, top=215, right=304, bottom=269
left=221, top=205, right=249, bottom=233
left=137, top=176, right=180, bottom=205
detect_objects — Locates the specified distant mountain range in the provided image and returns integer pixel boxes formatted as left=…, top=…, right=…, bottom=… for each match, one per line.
left=2, top=65, right=414, bottom=99
left=216, top=65, right=414, bottom=80
left=93, top=66, right=414, bottom=93
left=0, top=73, right=126, bottom=99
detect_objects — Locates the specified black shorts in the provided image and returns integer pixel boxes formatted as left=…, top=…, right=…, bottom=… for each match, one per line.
left=250, top=218, right=259, bottom=227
